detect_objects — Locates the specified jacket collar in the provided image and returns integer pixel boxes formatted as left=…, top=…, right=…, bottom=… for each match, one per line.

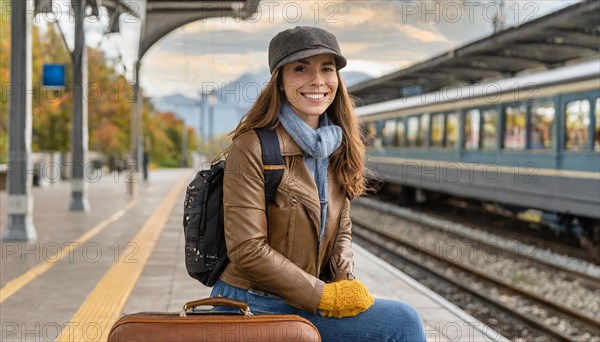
left=275, top=124, right=304, bottom=156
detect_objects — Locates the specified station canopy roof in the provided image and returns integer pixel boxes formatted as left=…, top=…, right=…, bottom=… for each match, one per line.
left=140, top=0, right=259, bottom=58
left=98, top=0, right=260, bottom=59
left=349, top=0, right=600, bottom=106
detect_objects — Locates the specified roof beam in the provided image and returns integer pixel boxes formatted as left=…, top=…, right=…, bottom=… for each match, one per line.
left=454, top=55, right=547, bottom=72
left=498, top=43, right=598, bottom=63
left=538, top=29, right=600, bottom=49
left=434, top=67, right=506, bottom=79
left=102, top=0, right=141, bottom=17
left=147, top=1, right=245, bottom=11
left=139, top=0, right=260, bottom=59
left=454, top=0, right=600, bottom=58
left=409, top=71, right=471, bottom=83
left=348, top=1, right=600, bottom=104
left=507, top=42, right=599, bottom=53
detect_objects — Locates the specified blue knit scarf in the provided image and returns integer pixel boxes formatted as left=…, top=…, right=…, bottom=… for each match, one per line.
left=279, top=103, right=342, bottom=240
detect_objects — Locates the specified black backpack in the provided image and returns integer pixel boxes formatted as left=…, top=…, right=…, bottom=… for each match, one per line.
left=183, top=128, right=284, bottom=287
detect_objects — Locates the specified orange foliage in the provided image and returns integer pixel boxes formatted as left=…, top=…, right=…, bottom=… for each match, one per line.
left=0, top=2, right=197, bottom=166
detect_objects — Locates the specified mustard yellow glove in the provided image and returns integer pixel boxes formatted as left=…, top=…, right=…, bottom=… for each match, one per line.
left=318, top=279, right=375, bottom=318
left=320, top=307, right=365, bottom=318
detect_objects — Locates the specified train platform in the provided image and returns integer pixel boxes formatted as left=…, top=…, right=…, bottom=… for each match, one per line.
left=0, top=168, right=507, bottom=341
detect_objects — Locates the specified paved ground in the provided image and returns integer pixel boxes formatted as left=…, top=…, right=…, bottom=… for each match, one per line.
left=1, top=168, right=505, bottom=341
left=1, top=169, right=194, bottom=341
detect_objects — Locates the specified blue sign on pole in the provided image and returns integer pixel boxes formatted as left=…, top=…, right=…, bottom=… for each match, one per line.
left=42, top=64, right=65, bottom=88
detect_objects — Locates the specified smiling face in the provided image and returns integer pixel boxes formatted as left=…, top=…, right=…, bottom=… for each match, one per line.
left=280, top=54, right=339, bottom=129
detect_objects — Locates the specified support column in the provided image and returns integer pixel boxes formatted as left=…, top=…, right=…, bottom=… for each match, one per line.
left=136, top=66, right=143, bottom=176
left=69, top=0, right=90, bottom=211
left=208, top=100, right=214, bottom=156
left=180, top=124, right=188, bottom=167
left=3, top=0, right=36, bottom=241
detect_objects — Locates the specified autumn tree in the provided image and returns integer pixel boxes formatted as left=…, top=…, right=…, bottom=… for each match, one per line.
left=0, top=0, right=11, bottom=162
left=0, top=2, right=197, bottom=168
left=31, top=23, right=72, bottom=152
left=145, top=111, right=197, bottom=167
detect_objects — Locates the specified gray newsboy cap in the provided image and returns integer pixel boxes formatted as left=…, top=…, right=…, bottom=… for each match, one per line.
left=268, top=26, right=347, bottom=74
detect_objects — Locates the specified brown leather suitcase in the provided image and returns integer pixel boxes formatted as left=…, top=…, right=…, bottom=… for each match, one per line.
left=108, top=297, right=321, bottom=342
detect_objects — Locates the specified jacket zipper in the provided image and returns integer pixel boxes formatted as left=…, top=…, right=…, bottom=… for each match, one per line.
left=317, top=201, right=346, bottom=277
left=286, top=192, right=320, bottom=233
left=286, top=193, right=321, bottom=271
left=286, top=193, right=347, bottom=277
left=286, top=196, right=298, bottom=258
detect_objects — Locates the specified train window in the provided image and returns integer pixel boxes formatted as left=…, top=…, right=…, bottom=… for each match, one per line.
left=594, top=98, right=600, bottom=152
left=431, top=113, right=445, bottom=147
left=365, top=122, right=377, bottom=146
left=530, top=100, right=555, bottom=150
left=465, top=109, right=480, bottom=150
left=504, top=105, right=526, bottom=150
left=420, top=114, right=430, bottom=147
left=382, top=119, right=397, bottom=147
left=482, top=108, right=498, bottom=150
left=565, top=99, right=590, bottom=151
left=396, top=119, right=405, bottom=147
left=407, top=116, right=420, bottom=147
left=446, top=112, right=459, bottom=148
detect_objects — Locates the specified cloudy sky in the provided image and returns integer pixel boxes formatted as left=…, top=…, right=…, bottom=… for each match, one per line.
left=44, top=0, right=580, bottom=99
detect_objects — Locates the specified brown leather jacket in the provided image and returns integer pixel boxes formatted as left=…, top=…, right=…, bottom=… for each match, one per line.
left=219, top=125, right=354, bottom=313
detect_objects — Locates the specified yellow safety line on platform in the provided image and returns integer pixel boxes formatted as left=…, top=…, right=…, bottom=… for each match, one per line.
left=0, top=200, right=137, bottom=304
left=55, top=172, right=190, bottom=342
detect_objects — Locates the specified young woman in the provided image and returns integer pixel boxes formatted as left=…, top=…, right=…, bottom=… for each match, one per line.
left=211, top=26, right=426, bottom=342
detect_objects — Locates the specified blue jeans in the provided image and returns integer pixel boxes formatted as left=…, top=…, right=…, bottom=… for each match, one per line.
left=210, top=279, right=427, bottom=342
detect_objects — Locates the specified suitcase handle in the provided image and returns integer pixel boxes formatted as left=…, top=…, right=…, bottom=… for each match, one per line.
left=181, top=297, right=252, bottom=317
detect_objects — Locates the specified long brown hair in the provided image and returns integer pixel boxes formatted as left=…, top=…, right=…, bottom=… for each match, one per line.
left=216, top=68, right=367, bottom=199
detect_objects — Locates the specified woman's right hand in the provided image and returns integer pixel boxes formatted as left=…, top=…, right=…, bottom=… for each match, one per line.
left=318, top=279, right=374, bottom=318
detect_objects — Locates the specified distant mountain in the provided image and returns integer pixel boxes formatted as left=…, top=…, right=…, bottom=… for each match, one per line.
left=150, top=68, right=373, bottom=136
left=152, top=93, right=199, bottom=108
left=341, top=71, right=373, bottom=87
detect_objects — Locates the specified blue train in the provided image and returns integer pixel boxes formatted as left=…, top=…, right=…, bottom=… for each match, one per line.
left=356, top=59, right=600, bottom=248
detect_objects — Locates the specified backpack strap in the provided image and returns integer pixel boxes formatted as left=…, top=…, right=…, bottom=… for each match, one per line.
left=255, top=127, right=285, bottom=205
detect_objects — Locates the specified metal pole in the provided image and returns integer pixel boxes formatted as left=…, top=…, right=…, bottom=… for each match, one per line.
left=69, top=0, right=90, bottom=211
left=203, top=94, right=209, bottom=157
left=207, top=91, right=216, bottom=157
left=128, top=61, right=140, bottom=195
left=181, top=123, right=188, bottom=167
left=143, top=135, right=150, bottom=181
left=208, top=103, right=214, bottom=157
left=136, top=79, right=143, bottom=176
left=3, top=0, right=36, bottom=241
left=198, top=94, right=204, bottom=155
left=493, top=0, right=505, bottom=33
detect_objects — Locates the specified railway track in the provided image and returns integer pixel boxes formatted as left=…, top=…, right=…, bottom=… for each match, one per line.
left=351, top=204, right=600, bottom=342
left=422, top=196, right=599, bottom=264
left=356, top=197, right=600, bottom=285
left=417, top=208, right=600, bottom=289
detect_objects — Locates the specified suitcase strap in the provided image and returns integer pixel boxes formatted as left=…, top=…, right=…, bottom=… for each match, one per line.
left=181, top=297, right=252, bottom=317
